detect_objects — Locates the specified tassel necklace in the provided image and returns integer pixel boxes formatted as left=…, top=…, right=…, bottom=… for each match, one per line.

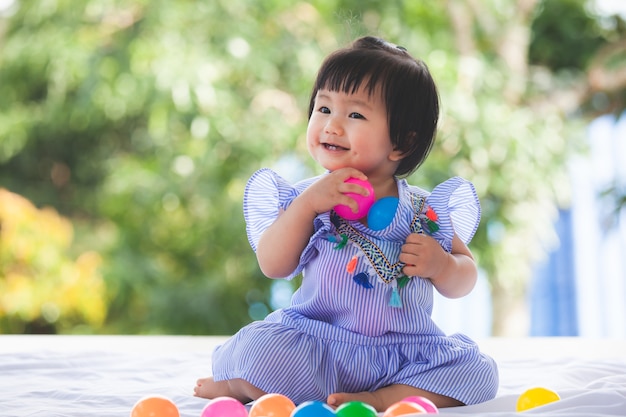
left=326, top=193, right=440, bottom=308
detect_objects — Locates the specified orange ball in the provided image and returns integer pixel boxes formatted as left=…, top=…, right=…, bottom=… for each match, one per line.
left=382, top=400, right=426, bottom=417
left=130, top=395, right=179, bottom=417
left=249, top=393, right=296, bottom=417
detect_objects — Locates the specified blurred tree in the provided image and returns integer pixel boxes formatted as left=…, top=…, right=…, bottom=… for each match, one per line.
left=0, top=0, right=329, bottom=334
left=0, top=189, right=105, bottom=333
left=429, top=0, right=626, bottom=334
left=0, top=0, right=624, bottom=335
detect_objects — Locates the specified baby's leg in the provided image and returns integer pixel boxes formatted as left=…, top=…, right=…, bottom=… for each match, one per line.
left=327, top=384, right=463, bottom=412
left=194, top=377, right=266, bottom=404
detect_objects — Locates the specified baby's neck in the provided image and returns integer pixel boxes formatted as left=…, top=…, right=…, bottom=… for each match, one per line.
left=368, top=176, right=399, bottom=200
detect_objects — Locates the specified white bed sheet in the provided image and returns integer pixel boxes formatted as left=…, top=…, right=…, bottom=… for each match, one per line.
left=0, top=336, right=624, bottom=417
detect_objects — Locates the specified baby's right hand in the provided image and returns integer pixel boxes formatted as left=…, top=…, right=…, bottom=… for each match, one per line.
left=301, top=168, right=370, bottom=216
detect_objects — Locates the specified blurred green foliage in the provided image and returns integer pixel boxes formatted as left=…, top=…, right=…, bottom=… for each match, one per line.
left=530, top=0, right=607, bottom=71
left=0, top=0, right=624, bottom=335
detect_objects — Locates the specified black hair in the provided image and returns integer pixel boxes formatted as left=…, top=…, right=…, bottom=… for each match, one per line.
left=308, top=36, right=439, bottom=177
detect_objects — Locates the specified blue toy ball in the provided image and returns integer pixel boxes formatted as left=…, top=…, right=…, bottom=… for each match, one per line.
left=367, top=196, right=399, bottom=231
left=291, top=401, right=336, bottom=417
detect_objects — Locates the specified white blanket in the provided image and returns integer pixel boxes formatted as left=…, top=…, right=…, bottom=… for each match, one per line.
left=0, top=336, right=624, bottom=417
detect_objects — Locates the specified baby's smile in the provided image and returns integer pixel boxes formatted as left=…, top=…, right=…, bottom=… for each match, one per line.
left=323, top=142, right=349, bottom=151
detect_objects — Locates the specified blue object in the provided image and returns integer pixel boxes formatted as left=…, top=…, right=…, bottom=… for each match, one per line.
left=292, top=401, right=336, bottom=417
left=353, top=272, right=373, bottom=289
left=529, top=209, right=578, bottom=336
left=367, top=196, right=399, bottom=231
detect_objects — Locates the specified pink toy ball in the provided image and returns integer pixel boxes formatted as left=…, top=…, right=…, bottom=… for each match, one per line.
left=333, top=178, right=375, bottom=221
left=200, top=396, right=248, bottom=417
left=130, top=395, right=180, bottom=417
left=402, top=396, right=439, bottom=414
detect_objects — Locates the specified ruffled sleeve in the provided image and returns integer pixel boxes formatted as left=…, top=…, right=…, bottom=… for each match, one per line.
left=424, top=177, right=481, bottom=252
left=243, top=168, right=328, bottom=279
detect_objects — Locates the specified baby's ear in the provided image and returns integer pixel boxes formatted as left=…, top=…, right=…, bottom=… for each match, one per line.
left=389, top=148, right=405, bottom=162
left=389, top=131, right=417, bottom=161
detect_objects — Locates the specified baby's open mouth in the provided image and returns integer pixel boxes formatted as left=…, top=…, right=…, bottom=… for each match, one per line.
left=323, top=143, right=348, bottom=151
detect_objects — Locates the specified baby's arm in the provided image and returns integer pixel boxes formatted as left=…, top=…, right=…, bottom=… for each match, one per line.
left=399, top=233, right=477, bottom=299
left=256, top=168, right=369, bottom=278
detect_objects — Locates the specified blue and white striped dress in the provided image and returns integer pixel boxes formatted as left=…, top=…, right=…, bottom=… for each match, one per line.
left=211, top=168, right=498, bottom=405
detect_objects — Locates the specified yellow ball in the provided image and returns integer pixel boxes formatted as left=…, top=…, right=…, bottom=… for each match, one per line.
left=516, top=387, right=560, bottom=412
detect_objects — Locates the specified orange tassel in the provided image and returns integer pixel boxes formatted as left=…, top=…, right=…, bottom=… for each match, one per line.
left=346, top=255, right=358, bottom=274
left=425, top=206, right=438, bottom=221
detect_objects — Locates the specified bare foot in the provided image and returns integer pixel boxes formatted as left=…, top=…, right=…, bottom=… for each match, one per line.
left=194, top=377, right=231, bottom=399
left=327, top=384, right=463, bottom=412
left=193, top=377, right=266, bottom=404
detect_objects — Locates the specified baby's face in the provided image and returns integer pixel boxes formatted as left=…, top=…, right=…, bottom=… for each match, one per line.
left=306, top=86, right=402, bottom=178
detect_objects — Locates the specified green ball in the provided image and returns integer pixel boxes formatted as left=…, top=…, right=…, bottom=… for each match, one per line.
left=335, top=401, right=377, bottom=417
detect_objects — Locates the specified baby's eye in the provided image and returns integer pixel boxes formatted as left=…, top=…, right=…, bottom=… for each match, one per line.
left=319, top=106, right=331, bottom=114
left=349, top=112, right=365, bottom=119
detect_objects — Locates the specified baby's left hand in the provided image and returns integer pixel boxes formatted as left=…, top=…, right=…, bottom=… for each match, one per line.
left=399, top=233, right=448, bottom=279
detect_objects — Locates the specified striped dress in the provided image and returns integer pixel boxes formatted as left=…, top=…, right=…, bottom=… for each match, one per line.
left=211, top=168, right=498, bottom=405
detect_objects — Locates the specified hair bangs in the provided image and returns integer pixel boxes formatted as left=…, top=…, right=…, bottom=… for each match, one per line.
left=312, top=51, right=393, bottom=100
